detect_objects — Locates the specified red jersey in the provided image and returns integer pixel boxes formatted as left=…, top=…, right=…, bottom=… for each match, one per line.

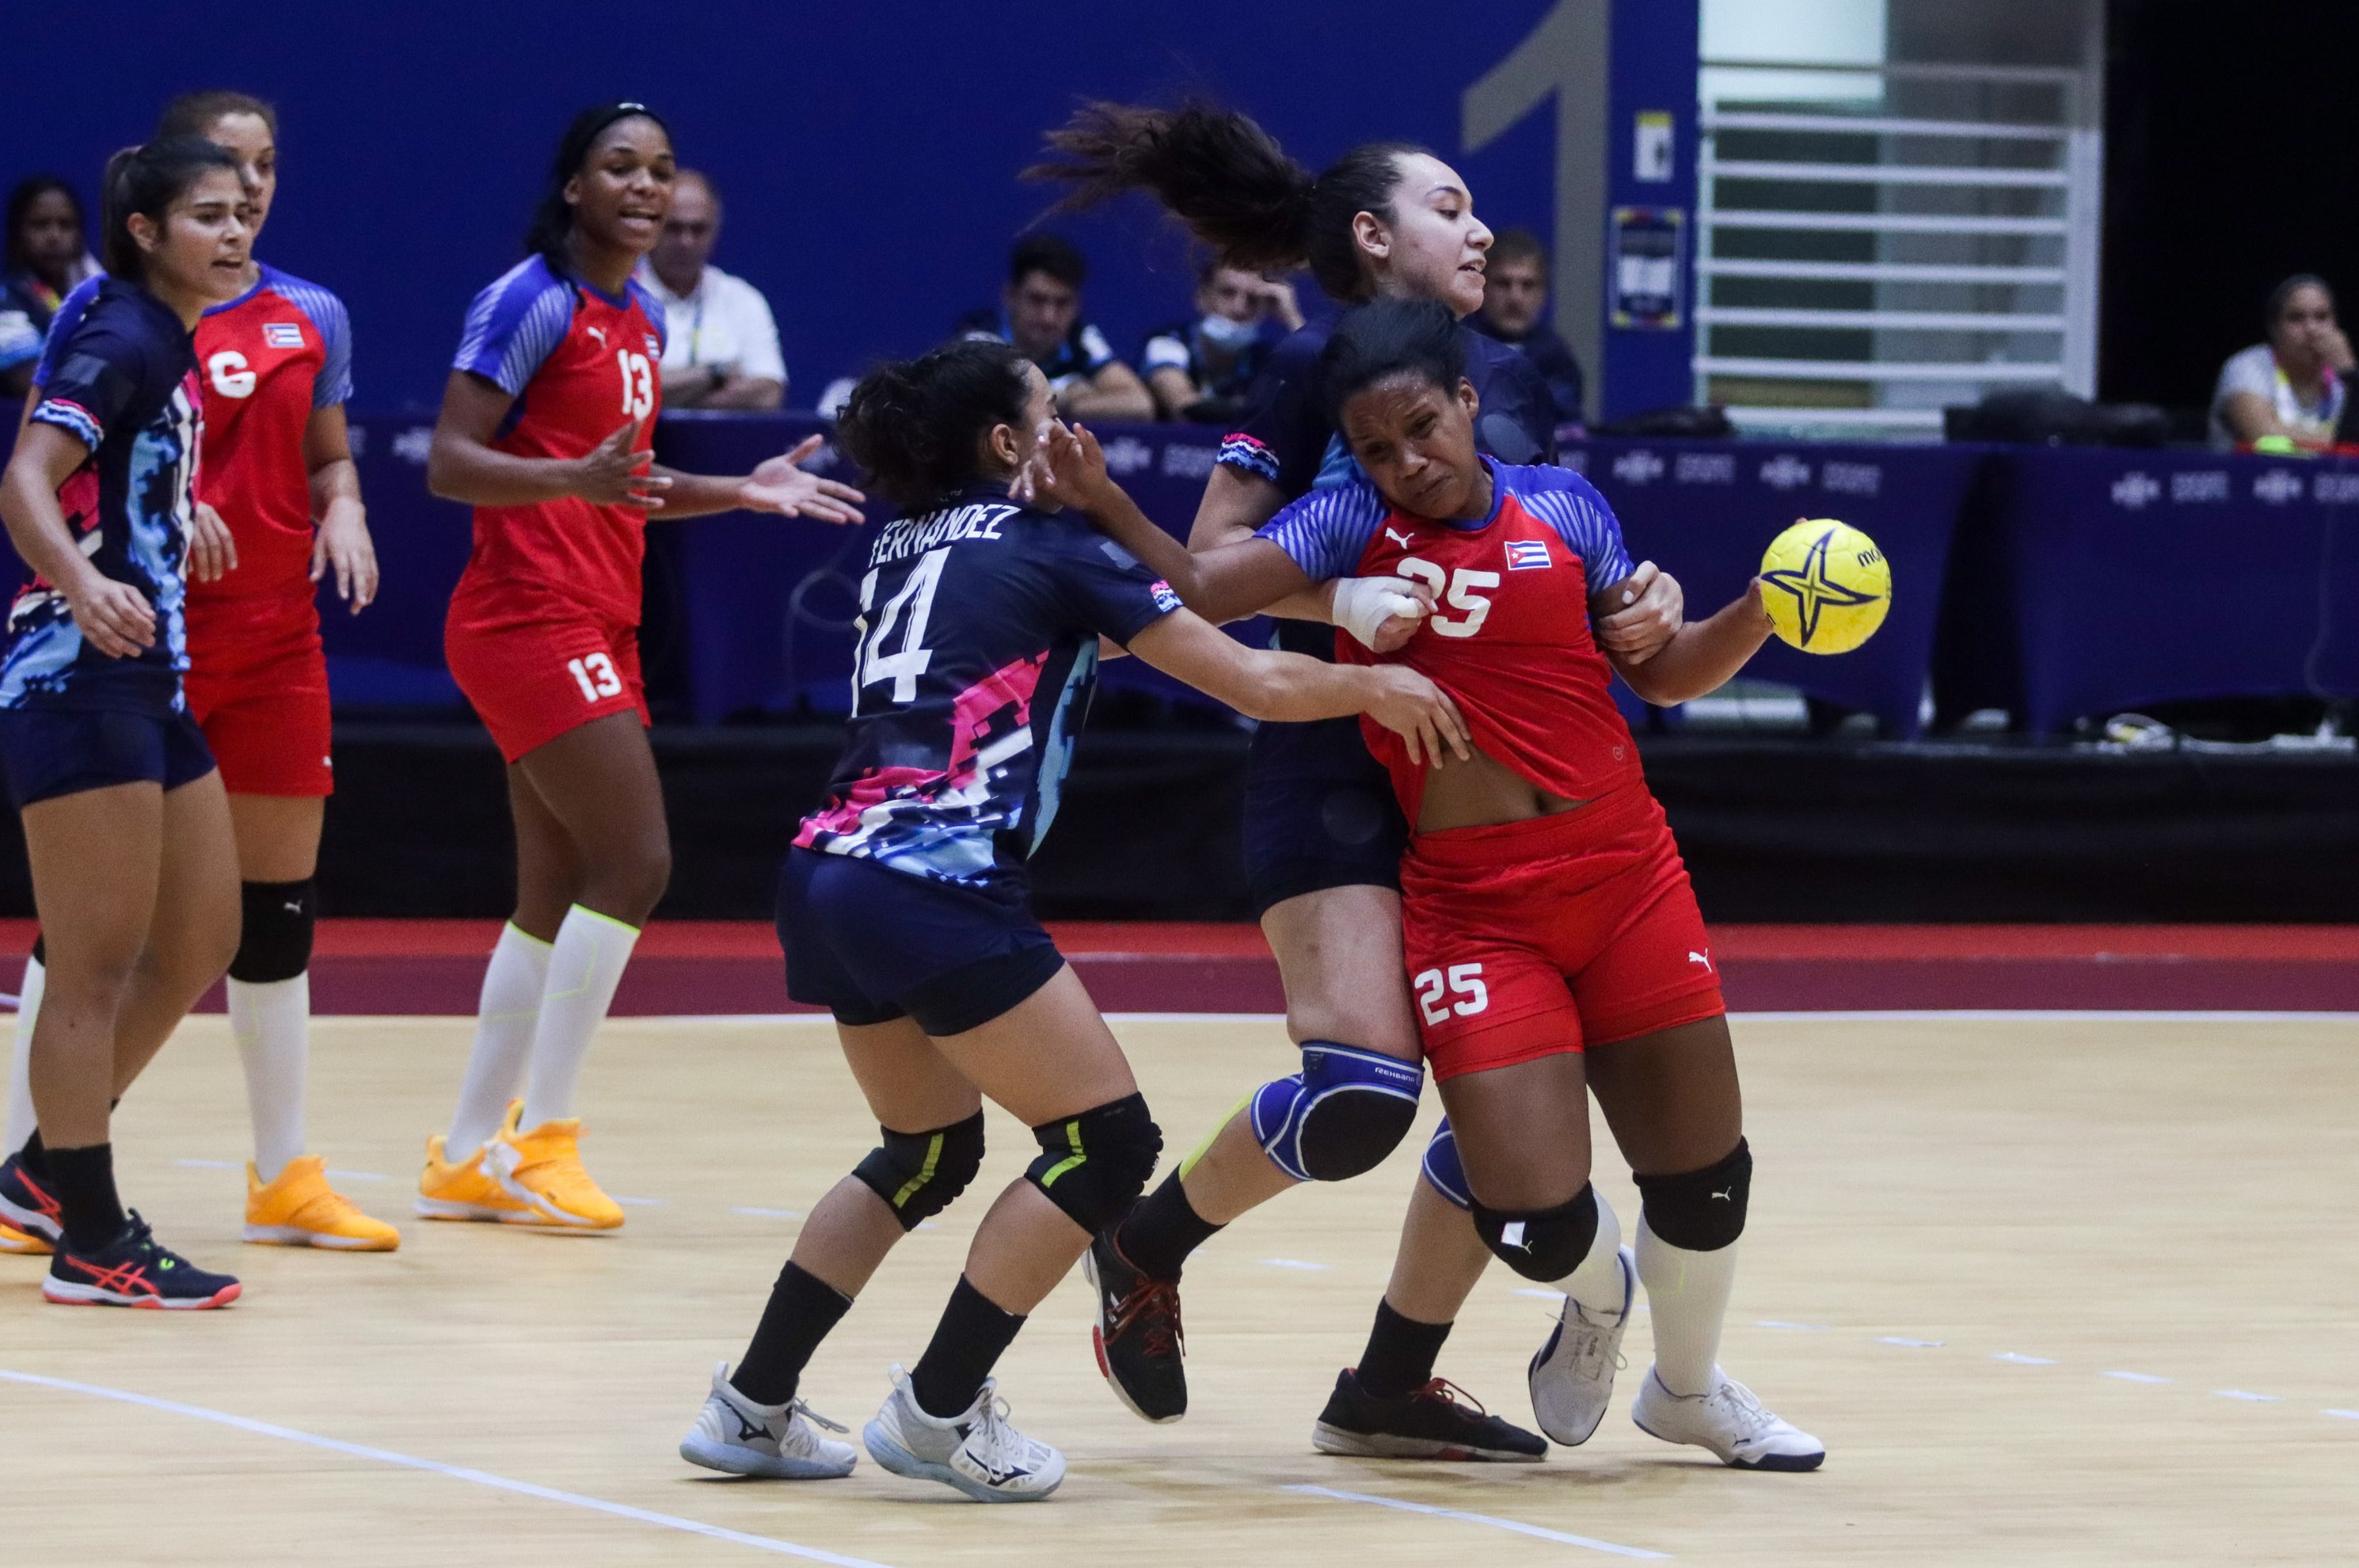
left=1257, top=459, right=1643, bottom=824
left=190, top=264, right=352, bottom=601
left=449, top=256, right=666, bottom=625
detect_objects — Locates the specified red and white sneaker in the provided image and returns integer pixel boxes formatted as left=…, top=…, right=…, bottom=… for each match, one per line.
left=0, top=1150, right=65, bottom=1245
left=44, top=1212, right=242, bottom=1309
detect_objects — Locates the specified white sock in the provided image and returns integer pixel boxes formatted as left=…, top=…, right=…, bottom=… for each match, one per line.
left=518, top=905, right=639, bottom=1130
left=4, top=956, right=38, bottom=1155
left=1554, top=1188, right=1627, bottom=1315
left=229, top=975, right=310, bottom=1182
left=447, top=923, right=554, bottom=1157
left=1636, top=1211, right=1738, bottom=1396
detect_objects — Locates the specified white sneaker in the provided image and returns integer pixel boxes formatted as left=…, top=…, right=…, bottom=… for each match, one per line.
left=679, top=1363, right=858, bottom=1479
left=862, top=1367, right=1066, bottom=1502
left=1528, top=1245, right=1634, bottom=1445
left=1630, top=1365, right=1825, bottom=1471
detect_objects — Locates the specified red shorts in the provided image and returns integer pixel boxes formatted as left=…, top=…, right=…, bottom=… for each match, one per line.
left=183, top=591, right=333, bottom=797
left=445, top=588, right=649, bottom=764
left=1399, top=787, right=1725, bottom=1082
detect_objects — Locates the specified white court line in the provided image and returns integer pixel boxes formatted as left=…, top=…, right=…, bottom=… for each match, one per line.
left=613, top=1197, right=667, bottom=1208
left=1877, top=1336, right=1942, bottom=1348
left=1260, top=1258, right=1328, bottom=1271
left=2213, top=1390, right=2283, bottom=1402
left=326, top=1170, right=390, bottom=1184
left=173, top=1158, right=241, bottom=1170
left=0, top=1367, right=895, bottom=1567
left=732, top=1207, right=804, bottom=1220
left=1755, top=1319, right=1828, bottom=1331
left=2327, top=1410, right=2359, bottom=1421
left=2103, top=1371, right=2171, bottom=1384
left=1288, top=1483, right=1669, bottom=1559
left=1990, top=1353, right=2057, bottom=1365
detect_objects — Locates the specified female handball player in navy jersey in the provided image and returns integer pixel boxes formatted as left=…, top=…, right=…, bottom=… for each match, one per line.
left=418, top=103, right=862, bottom=1232
left=1053, top=298, right=1823, bottom=1471
left=0, top=139, right=254, bottom=1307
left=1029, top=100, right=1681, bottom=1456
left=674, top=336, right=1467, bottom=1502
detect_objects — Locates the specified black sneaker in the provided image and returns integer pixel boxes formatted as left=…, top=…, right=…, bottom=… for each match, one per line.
left=44, top=1212, right=242, bottom=1309
left=1311, top=1368, right=1547, bottom=1462
left=1084, top=1229, right=1186, bottom=1422
left=0, top=1150, right=65, bottom=1243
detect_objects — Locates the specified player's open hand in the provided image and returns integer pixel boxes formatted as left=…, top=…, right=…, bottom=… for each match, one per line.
left=576, top=417, right=671, bottom=510
left=1010, top=418, right=1114, bottom=513
left=64, top=568, right=156, bottom=658
left=1364, top=664, right=1472, bottom=769
left=310, top=496, right=379, bottom=613
left=188, top=500, right=240, bottom=584
left=1595, top=561, right=1683, bottom=665
left=742, top=435, right=867, bottom=524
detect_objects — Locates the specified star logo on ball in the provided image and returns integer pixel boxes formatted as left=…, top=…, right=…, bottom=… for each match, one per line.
left=1760, top=528, right=1879, bottom=647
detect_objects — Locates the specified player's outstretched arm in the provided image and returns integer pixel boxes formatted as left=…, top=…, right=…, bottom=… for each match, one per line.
left=428, top=371, right=671, bottom=511
left=650, top=435, right=866, bottom=523
left=1601, top=578, right=1775, bottom=707
left=1127, top=609, right=1471, bottom=767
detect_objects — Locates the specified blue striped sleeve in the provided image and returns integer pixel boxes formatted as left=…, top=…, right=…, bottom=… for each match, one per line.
left=270, top=270, right=355, bottom=409
left=453, top=257, right=573, bottom=397
left=627, top=278, right=668, bottom=356
left=1512, top=466, right=1634, bottom=589
left=1253, top=479, right=1390, bottom=582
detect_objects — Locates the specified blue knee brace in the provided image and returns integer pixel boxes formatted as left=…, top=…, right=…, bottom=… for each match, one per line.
left=1249, top=1041, right=1423, bottom=1183
left=1419, top=1119, right=1472, bottom=1209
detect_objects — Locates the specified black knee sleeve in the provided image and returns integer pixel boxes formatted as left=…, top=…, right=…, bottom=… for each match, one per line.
left=1471, top=1183, right=1601, bottom=1283
left=1248, top=1041, right=1423, bottom=1182
left=1635, top=1137, right=1751, bottom=1251
left=854, top=1110, right=986, bottom=1231
left=228, top=880, right=316, bottom=984
left=1025, top=1093, right=1161, bottom=1234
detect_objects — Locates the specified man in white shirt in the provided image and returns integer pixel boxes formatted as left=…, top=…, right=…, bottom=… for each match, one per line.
left=637, top=169, right=787, bottom=410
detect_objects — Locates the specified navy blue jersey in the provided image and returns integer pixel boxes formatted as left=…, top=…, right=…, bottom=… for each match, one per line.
left=1216, top=318, right=1558, bottom=658
left=794, top=485, right=1182, bottom=893
left=3, top=280, right=201, bottom=714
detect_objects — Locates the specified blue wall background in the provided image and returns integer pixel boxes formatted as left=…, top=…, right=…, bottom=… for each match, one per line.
left=10, top=1, right=1600, bottom=413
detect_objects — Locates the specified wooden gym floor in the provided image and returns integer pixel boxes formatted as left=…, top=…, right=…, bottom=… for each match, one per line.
left=2, top=1010, right=2355, bottom=1565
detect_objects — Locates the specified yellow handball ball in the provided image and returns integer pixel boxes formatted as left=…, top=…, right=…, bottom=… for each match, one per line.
left=1758, top=519, right=1892, bottom=655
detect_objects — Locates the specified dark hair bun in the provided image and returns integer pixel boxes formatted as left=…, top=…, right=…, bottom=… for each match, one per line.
left=839, top=339, right=1032, bottom=509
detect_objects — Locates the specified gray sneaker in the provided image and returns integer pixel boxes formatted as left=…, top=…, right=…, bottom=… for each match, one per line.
left=862, top=1366, right=1067, bottom=1502
left=1528, top=1245, right=1634, bottom=1445
left=679, top=1362, right=858, bottom=1479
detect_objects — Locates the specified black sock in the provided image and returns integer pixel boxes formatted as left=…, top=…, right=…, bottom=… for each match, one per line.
left=16, top=1129, right=48, bottom=1178
left=909, top=1275, right=1026, bottom=1419
left=1117, top=1172, right=1224, bottom=1281
left=46, top=1143, right=127, bottom=1253
left=732, top=1261, right=853, bottom=1406
left=1356, top=1298, right=1452, bottom=1399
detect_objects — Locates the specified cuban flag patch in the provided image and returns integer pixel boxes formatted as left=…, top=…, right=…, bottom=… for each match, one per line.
left=262, top=322, right=305, bottom=348
left=1505, top=539, right=1553, bottom=571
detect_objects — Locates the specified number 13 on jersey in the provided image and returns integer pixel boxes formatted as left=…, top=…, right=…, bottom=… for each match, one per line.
left=617, top=351, right=655, bottom=420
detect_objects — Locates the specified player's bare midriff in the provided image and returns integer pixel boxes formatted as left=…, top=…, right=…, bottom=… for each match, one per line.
left=1415, top=740, right=1586, bottom=833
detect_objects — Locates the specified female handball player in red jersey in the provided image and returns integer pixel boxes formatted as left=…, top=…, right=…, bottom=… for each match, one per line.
left=1027, top=101, right=1679, bottom=1454
left=0, top=139, right=253, bottom=1306
left=417, top=103, right=863, bottom=1231
left=1040, top=298, right=1824, bottom=1471
left=672, top=337, right=1465, bottom=1501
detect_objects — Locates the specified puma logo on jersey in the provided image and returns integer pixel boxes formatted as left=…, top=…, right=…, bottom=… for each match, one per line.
left=1689, top=950, right=1714, bottom=971
left=586, top=325, right=608, bottom=345
left=1710, top=1187, right=1735, bottom=1202
left=1384, top=527, right=1415, bottom=549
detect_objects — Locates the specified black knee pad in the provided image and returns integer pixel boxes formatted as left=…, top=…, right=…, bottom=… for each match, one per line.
left=1471, top=1184, right=1600, bottom=1283
left=1025, top=1093, right=1161, bottom=1235
left=1635, top=1137, right=1751, bottom=1252
left=854, top=1110, right=986, bottom=1231
left=228, top=880, right=316, bottom=984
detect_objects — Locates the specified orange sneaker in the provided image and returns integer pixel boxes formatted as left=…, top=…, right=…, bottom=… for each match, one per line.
left=417, top=1121, right=537, bottom=1224
left=488, top=1102, right=625, bottom=1231
left=0, top=1220, right=51, bottom=1256
left=244, top=1155, right=401, bottom=1250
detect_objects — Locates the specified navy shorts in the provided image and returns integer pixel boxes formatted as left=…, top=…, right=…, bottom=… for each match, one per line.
left=1242, top=714, right=1409, bottom=916
left=778, top=847, right=1065, bottom=1037
left=0, top=705, right=217, bottom=809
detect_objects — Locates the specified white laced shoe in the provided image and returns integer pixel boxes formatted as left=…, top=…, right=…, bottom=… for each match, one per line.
left=679, top=1362, right=858, bottom=1479
left=1630, top=1365, right=1826, bottom=1471
left=862, top=1366, right=1067, bottom=1502
left=1528, top=1245, right=1634, bottom=1445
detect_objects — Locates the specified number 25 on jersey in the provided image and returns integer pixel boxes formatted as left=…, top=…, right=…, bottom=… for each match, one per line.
left=1394, top=558, right=1499, bottom=638
left=617, top=351, right=655, bottom=420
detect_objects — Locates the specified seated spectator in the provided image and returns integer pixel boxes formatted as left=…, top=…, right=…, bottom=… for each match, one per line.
left=960, top=234, right=1154, bottom=421
left=1142, top=261, right=1303, bottom=422
left=1469, top=227, right=1585, bottom=427
left=635, top=168, right=786, bottom=410
left=2211, top=273, right=2350, bottom=450
left=2, top=176, right=99, bottom=399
